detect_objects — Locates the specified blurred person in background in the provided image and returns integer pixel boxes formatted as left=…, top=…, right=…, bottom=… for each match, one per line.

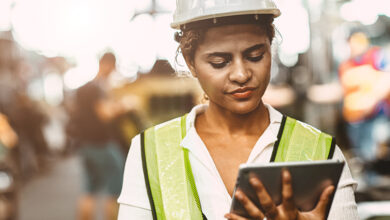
left=7, top=92, right=50, bottom=180
left=0, top=111, right=19, bottom=220
left=0, top=112, right=18, bottom=151
left=66, top=52, right=125, bottom=220
left=339, top=31, right=390, bottom=165
left=1, top=39, right=50, bottom=180
left=118, top=0, right=358, bottom=219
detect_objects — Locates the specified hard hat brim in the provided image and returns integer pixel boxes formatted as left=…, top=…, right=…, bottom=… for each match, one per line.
left=171, top=9, right=281, bottom=29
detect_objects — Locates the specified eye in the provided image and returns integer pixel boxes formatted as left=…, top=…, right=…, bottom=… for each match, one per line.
left=247, top=54, right=264, bottom=62
left=209, top=61, right=229, bottom=69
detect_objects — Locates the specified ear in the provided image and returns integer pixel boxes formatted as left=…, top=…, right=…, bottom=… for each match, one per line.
left=183, top=56, right=197, bottom=78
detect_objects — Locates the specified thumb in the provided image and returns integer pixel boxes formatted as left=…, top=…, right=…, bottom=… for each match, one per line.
left=313, top=185, right=335, bottom=216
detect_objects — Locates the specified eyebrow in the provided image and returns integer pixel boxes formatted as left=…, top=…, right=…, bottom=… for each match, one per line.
left=206, top=52, right=231, bottom=59
left=205, top=44, right=266, bottom=58
left=243, top=44, right=266, bottom=55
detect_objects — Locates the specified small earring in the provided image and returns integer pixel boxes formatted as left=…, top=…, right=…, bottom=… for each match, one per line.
left=203, top=93, right=209, bottom=101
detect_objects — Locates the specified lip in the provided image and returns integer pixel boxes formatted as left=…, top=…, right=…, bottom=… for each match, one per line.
left=230, top=87, right=256, bottom=99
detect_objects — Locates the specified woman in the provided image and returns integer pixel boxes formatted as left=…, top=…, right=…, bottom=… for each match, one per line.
left=118, top=0, right=358, bottom=219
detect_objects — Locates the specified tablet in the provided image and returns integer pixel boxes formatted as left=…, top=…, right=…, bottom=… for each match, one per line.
left=230, top=160, right=345, bottom=219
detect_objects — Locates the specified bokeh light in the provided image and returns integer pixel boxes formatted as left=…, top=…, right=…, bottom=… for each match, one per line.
left=43, top=73, right=64, bottom=106
left=63, top=59, right=98, bottom=90
left=340, top=0, right=390, bottom=25
left=0, top=0, right=14, bottom=31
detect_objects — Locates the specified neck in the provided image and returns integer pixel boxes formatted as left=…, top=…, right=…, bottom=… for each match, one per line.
left=201, top=101, right=270, bottom=136
left=96, top=70, right=111, bottom=80
left=96, top=72, right=104, bottom=80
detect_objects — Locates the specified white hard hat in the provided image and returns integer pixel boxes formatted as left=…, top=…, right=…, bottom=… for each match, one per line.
left=171, top=0, right=281, bottom=30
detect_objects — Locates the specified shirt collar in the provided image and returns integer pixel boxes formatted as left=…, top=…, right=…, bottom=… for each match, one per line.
left=181, top=103, right=283, bottom=150
left=184, top=104, right=207, bottom=134
left=181, top=104, right=208, bottom=155
left=246, top=104, right=283, bottom=162
left=181, top=104, right=216, bottom=173
left=266, top=103, right=283, bottom=123
left=185, top=103, right=282, bottom=127
left=265, top=103, right=283, bottom=137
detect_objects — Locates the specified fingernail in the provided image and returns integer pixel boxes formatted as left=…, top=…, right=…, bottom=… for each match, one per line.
left=329, top=185, right=335, bottom=193
left=235, top=191, right=242, bottom=199
left=249, top=177, right=258, bottom=185
left=224, top=213, right=232, bottom=219
left=283, top=170, right=291, bottom=180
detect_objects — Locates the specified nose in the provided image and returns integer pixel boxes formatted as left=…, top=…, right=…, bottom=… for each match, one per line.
left=229, top=58, right=251, bottom=84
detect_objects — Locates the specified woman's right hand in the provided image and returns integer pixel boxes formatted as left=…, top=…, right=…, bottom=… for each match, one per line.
left=225, top=170, right=335, bottom=220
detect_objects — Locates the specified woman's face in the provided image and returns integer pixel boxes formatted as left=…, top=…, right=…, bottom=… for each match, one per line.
left=188, top=24, right=272, bottom=114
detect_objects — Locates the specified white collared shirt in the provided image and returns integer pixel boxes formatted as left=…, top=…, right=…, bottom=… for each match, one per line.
left=118, top=104, right=359, bottom=220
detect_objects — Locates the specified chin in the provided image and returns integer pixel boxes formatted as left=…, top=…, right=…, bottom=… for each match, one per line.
left=226, top=100, right=262, bottom=115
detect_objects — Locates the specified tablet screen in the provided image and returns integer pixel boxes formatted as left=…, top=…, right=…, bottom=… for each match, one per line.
left=230, top=160, right=345, bottom=218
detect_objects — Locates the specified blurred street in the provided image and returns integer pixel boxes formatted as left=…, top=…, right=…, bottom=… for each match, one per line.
left=18, top=155, right=82, bottom=220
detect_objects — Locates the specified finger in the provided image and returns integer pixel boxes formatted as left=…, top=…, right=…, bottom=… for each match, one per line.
left=235, top=190, right=265, bottom=219
left=249, top=175, right=278, bottom=219
left=281, top=169, right=295, bottom=211
left=224, top=213, right=249, bottom=220
left=313, top=185, right=335, bottom=215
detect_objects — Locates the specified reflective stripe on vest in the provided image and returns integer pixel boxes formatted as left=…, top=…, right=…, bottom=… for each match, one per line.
left=270, top=116, right=335, bottom=162
left=141, top=114, right=335, bottom=220
left=141, top=115, right=204, bottom=220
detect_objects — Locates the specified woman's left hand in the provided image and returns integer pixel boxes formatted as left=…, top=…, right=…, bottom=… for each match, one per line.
left=224, top=170, right=335, bottom=220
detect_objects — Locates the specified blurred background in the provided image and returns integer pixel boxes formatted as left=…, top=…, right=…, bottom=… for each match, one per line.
left=0, top=0, right=389, bottom=219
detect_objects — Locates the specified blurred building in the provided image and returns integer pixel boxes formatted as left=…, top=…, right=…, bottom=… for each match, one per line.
left=112, top=59, right=203, bottom=125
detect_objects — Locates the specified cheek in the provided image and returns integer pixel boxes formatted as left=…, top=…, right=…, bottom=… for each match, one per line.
left=197, top=73, right=221, bottom=96
left=264, top=64, right=271, bottom=83
left=194, top=65, right=226, bottom=96
left=256, top=56, right=272, bottom=83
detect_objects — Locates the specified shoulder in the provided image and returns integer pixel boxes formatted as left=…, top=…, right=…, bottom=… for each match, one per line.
left=272, top=115, right=336, bottom=161
left=118, top=113, right=195, bottom=209
left=145, top=104, right=208, bottom=134
left=264, top=104, right=329, bottom=136
left=284, top=116, right=331, bottom=136
left=76, top=81, right=103, bottom=98
left=152, top=116, right=182, bottom=130
left=118, top=114, right=189, bottom=207
left=78, top=81, right=99, bottom=91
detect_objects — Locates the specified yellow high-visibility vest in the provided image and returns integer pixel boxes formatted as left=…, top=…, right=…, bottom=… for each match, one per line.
left=140, top=115, right=335, bottom=220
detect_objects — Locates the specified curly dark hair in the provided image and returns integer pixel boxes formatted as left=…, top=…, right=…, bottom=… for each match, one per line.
left=175, top=14, right=275, bottom=64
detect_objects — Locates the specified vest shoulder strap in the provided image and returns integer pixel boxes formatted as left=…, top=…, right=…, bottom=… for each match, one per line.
left=270, top=116, right=336, bottom=162
left=141, top=115, right=204, bottom=220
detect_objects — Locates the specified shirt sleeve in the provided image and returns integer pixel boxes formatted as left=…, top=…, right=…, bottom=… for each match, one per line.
left=327, top=146, right=359, bottom=220
left=118, top=204, right=153, bottom=220
left=117, top=134, right=153, bottom=219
